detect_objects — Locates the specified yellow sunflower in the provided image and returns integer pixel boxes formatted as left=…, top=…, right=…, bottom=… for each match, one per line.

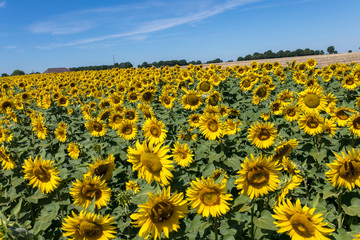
left=272, top=198, right=334, bottom=240
left=70, top=176, right=111, bottom=209
left=117, top=119, right=138, bottom=140
left=273, top=139, right=299, bottom=161
left=140, top=89, right=156, bottom=104
left=206, top=91, right=222, bottom=106
left=126, top=180, right=140, bottom=194
left=186, top=177, right=232, bottom=217
left=323, top=118, right=337, bottom=138
left=85, top=154, right=116, bottom=181
left=159, top=94, right=175, bottom=109
left=223, top=118, right=242, bottom=135
left=297, top=87, right=326, bottom=113
left=171, top=142, right=194, bottom=167
left=282, top=105, right=301, bottom=122
left=31, top=119, right=47, bottom=140
left=331, top=107, right=356, bottom=127
left=326, top=149, right=360, bottom=190
left=85, top=118, right=107, bottom=137
left=239, top=77, right=254, bottom=91
left=108, top=112, right=123, bottom=130
left=130, top=187, right=188, bottom=240
left=275, top=175, right=303, bottom=206
left=67, top=142, right=80, bottom=159
left=348, top=113, right=360, bottom=137
left=127, top=140, right=174, bottom=186
left=235, top=154, right=281, bottom=199
left=54, top=123, right=67, bottom=143
left=23, top=156, right=61, bottom=194
left=0, top=147, right=15, bottom=170
left=199, top=113, right=223, bottom=140
left=142, top=117, right=168, bottom=145
left=253, top=84, right=270, bottom=103
left=247, top=122, right=277, bottom=149
left=138, top=103, right=155, bottom=119
left=188, top=114, right=201, bottom=128
left=341, top=74, right=359, bottom=90
left=62, top=211, right=117, bottom=240
left=181, top=89, right=202, bottom=111
left=123, top=108, right=139, bottom=124
left=298, top=112, right=324, bottom=135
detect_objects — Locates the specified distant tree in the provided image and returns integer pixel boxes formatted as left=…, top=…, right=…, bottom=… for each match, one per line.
left=11, top=69, right=25, bottom=76
left=349, top=50, right=353, bottom=53
left=327, top=46, right=335, bottom=54
left=1, top=73, right=8, bottom=77
left=237, top=56, right=244, bottom=61
left=227, top=60, right=233, bottom=62
left=244, top=55, right=252, bottom=60
left=206, top=58, right=223, bottom=64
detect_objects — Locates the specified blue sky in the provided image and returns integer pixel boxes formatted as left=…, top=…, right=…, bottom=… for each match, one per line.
left=0, top=0, right=359, bottom=74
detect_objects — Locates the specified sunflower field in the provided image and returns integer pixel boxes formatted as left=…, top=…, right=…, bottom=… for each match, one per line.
left=1, top=59, right=360, bottom=240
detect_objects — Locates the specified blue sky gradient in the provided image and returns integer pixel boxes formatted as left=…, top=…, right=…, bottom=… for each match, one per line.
left=1, top=0, right=359, bottom=74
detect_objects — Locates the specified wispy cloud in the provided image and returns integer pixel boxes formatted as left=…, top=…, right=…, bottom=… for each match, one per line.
left=5, top=45, right=17, bottom=49
left=37, top=0, right=261, bottom=50
left=0, top=1, right=6, bottom=8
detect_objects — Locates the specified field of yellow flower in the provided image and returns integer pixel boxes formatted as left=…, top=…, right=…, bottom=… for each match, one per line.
left=1, top=59, right=360, bottom=240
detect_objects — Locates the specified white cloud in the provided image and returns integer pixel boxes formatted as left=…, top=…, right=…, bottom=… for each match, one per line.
left=0, top=1, right=5, bottom=8
left=37, top=0, right=261, bottom=49
left=29, top=20, right=94, bottom=35
left=5, top=45, right=17, bottom=49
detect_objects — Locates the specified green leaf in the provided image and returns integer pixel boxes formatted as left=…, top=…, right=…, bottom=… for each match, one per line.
left=342, top=198, right=360, bottom=217
left=11, top=198, right=22, bottom=219
left=253, top=210, right=277, bottom=231
left=86, top=196, right=97, bottom=213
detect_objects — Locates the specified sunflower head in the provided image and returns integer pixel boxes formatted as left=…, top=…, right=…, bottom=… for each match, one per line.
left=248, top=122, right=277, bottom=149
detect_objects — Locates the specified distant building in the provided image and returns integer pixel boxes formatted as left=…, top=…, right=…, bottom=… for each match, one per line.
left=44, top=67, right=71, bottom=73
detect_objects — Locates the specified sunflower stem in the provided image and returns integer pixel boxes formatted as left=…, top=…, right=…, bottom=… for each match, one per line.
left=250, top=200, right=255, bottom=240
left=337, top=188, right=345, bottom=229
left=213, top=217, right=219, bottom=240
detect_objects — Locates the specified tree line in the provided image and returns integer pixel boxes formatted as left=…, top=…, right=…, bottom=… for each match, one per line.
left=0, top=45, right=349, bottom=76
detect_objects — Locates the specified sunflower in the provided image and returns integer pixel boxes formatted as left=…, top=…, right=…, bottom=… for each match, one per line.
left=85, top=118, right=107, bottom=137
left=239, top=77, right=254, bottom=91
left=62, top=211, right=117, bottom=240
left=273, top=139, right=299, bottom=161
left=142, top=117, right=167, bottom=145
left=0, top=147, right=15, bottom=170
left=186, top=177, right=232, bottom=217
left=54, top=123, right=67, bottom=143
left=140, top=90, right=156, bottom=104
left=331, top=107, right=356, bottom=127
left=57, top=95, right=69, bottom=107
left=206, top=91, right=221, bottom=106
left=0, top=98, right=15, bottom=113
left=23, top=156, right=61, bottom=194
left=171, top=142, right=194, bottom=167
left=117, top=119, right=138, bottom=140
left=348, top=113, right=360, bottom=137
left=108, top=112, right=123, bottom=130
left=68, top=142, right=80, bottom=159
left=297, top=87, right=326, bottom=113
left=31, top=119, right=47, bottom=140
left=159, top=94, right=175, bottom=109
left=248, top=122, right=277, bottom=149
left=86, top=154, right=116, bottom=181
left=138, top=103, right=155, bottom=119
left=281, top=157, right=301, bottom=176
left=188, top=114, right=201, bottom=128
left=275, top=175, right=303, bottom=206
left=253, top=84, right=270, bottom=103
left=197, top=79, right=213, bottom=94
left=181, top=89, right=202, bottom=111
left=282, top=105, right=301, bottom=122
left=326, top=149, right=360, bottom=190
left=270, top=101, right=283, bottom=115
left=272, top=198, right=334, bottom=240
left=130, top=187, right=188, bottom=240
left=70, top=176, right=111, bottom=209
left=306, top=58, right=317, bottom=68
left=123, top=108, right=139, bottom=123
left=199, top=113, right=223, bottom=140
left=341, top=74, right=359, bottom=90
left=127, top=140, right=174, bottom=186
left=126, top=180, right=140, bottom=194
left=235, top=154, right=281, bottom=199
left=223, top=118, right=242, bottom=135
left=322, top=118, right=337, bottom=137
left=298, top=112, right=324, bottom=135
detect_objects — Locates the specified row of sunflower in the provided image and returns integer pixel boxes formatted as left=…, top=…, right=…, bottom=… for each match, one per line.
left=0, top=60, right=360, bottom=239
